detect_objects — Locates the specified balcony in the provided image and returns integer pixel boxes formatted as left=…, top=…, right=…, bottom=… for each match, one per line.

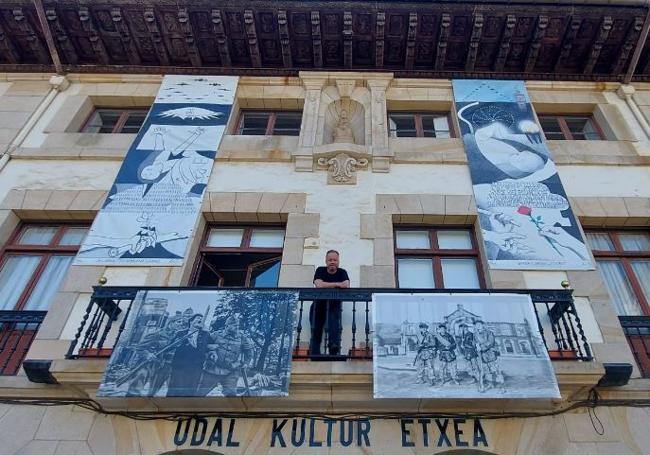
left=39, top=286, right=607, bottom=411
left=65, top=287, right=592, bottom=363
left=620, top=316, right=650, bottom=378
left=0, top=310, right=47, bottom=375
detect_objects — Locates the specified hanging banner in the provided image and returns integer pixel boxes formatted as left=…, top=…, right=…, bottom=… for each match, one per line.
left=97, top=289, right=298, bottom=397
left=452, top=80, right=592, bottom=270
left=373, top=293, right=560, bottom=399
left=75, top=75, right=238, bottom=266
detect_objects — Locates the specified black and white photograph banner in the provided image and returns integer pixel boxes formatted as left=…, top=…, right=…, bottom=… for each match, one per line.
left=452, top=80, right=592, bottom=270
left=75, top=75, right=238, bottom=266
left=372, top=293, right=560, bottom=399
left=97, top=289, right=298, bottom=397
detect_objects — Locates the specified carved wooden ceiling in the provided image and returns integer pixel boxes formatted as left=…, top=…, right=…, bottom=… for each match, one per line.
left=1, top=0, right=649, bottom=81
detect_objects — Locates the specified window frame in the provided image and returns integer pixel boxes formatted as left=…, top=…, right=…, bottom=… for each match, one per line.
left=537, top=114, right=605, bottom=141
left=588, top=229, right=650, bottom=315
left=0, top=223, right=87, bottom=311
left=235, top=110, right=303, bottom=136
left=393, top=226, right=485, bottom=289
left=387, top=112, right=456, bottom=138
left=191, top=225, right=285, bottom=287
left=81, top=107, right=150, bottom=134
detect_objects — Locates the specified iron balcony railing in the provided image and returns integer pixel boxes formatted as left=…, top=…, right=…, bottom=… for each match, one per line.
left=66, top=287, right=592, bottom=362
left=619, top=316, right=650, bottom=378
left=0, top=310, right=47, bottom=375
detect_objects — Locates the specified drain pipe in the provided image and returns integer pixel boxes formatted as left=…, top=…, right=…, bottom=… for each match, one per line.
left=0, top=75, right=70, bottom=173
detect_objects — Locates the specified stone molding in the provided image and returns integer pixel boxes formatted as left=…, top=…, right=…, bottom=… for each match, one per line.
left=202, top=191, right=314, bottom=287
left=570, top=196, right=650, bottom=227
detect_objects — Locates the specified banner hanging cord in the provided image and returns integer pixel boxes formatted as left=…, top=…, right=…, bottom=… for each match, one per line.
left=0, top=387, right=645, bottom=425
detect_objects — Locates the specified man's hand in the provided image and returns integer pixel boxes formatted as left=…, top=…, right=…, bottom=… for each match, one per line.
left=482, top=229, right=533, bottom=255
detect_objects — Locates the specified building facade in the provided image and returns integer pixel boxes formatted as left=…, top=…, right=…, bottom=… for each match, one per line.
left=1, top=1, right=650, bottom=454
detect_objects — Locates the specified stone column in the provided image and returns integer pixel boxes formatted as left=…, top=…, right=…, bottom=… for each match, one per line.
left=367, top=75, right=393, bottom=172
left=295, top=73, right=327, bottom=171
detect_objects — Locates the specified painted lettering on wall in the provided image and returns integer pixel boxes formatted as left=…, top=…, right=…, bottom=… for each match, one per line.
left=172, top=417, right=488, bottom=449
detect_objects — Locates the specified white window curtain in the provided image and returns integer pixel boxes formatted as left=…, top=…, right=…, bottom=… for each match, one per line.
left=0, top=256, right=41, bottom=310
left=23, top=256, right=74, bottom=311
left=630, top=261, right=650, bottom=304
left=596, top=260, right=643, bottom=316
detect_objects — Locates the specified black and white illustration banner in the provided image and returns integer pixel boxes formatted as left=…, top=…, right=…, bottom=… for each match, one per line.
left=75, top=76, right=238, bottom=266
left=452, top=80, right=593, bottom=270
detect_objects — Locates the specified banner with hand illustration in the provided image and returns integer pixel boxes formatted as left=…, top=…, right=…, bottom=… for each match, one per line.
left=75, top=76, right=237, bottom=266
left=452, top=80, right=592, bottom=270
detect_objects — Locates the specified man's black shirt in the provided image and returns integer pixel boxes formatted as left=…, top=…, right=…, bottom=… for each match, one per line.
left=313, top=266, right=349, bottom=284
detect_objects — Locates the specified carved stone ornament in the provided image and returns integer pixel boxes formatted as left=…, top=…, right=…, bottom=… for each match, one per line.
left=317, top=152, right=368, bottom=185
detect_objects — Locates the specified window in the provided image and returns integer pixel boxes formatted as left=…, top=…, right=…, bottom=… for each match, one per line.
left=237, top=111, right=302, bottom=136
left=538, top=115, right=604, bottom=141
left=193, top=226, right=285, bottom=287
left=0, top=224, right=88, bottom=375
left=388, top=113, right=452, bottom=138
left=587, top=231, right=650, bottom=316
left=394, top=228, right=484, bottom=289
left=588, top=231, right=650, bottom=377
left=82, top=108, right=149, bottom=134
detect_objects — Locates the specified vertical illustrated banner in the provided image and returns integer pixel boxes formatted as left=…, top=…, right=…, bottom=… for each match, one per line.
left=373, top=293, right=560, bottom=399
left=75, top=76, right=238, bottom=266
left=97, top=289, right=298, bottom=397
left=452, top=80, right=592, bottom=270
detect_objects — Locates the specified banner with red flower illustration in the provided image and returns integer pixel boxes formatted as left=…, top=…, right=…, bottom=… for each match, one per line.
left=452, top=80, right=593, bottom=270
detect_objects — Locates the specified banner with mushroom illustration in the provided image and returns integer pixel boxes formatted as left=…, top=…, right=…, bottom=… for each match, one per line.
left=75, top=76, right=238, bottom=266
left=452, top=80, right=592, bottom=270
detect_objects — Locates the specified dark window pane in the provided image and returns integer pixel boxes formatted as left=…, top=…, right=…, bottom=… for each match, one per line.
left=250, top=259, right=281, bottom=288
left=272, top=112, right=302, bottom=136
left=539, top=117, right=565, bottom=140
left=120, top=111, right=148, bottom=134
left=84, top=110, right=122, bottom=133
left=389, top=114, right=417, bottom=137
left=565, top=117, right=600, bottom=140
left=421, top=115, right=450, bottom=138
left=240, top=113, right=271, bottom=135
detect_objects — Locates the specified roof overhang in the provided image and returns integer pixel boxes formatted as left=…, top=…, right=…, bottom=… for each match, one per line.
left=1, top=0, right=650, bottom=82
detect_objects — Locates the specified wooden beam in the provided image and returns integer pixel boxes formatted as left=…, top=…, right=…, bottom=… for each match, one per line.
left=343, top=11, right=353, bottom=68
left=524, top=15, right=548, bottom=73
left=311, top=11, right=322, bottom=68
left=0, top=21, right=19, bottom=64
left=465, top=13, right=484, bottom=72
left=44, top=6, right=78, bottom=66
left=375, top=11, right=385, bottom=68
left=143, top=7, right=170, bottom=66
left=584, top=16, right=613, bottom=75
left=244, top=10, right=261, bottom=67
left=78, top=7, right=110, bottom=65
left=612, top=16, right=644, bottom=76
left=211, top=9, right=231, bottom=67
left=178, top=8, right=202, bottom=67
left=111, top=7, right=141, bottom=65
left=435, top=13, right=451, bottom=70
left=554, top=17, right=581, bottom=72
left=278, top=10, right=292, bottom=68
left=494, top=14, right=516, bottom=72
left=12, top=7, right=49, bottom=63
left=405, top=12, right=418, bottom=70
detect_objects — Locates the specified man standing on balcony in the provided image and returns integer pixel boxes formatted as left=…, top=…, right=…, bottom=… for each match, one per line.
left=310, top=250, right=350, bottom=356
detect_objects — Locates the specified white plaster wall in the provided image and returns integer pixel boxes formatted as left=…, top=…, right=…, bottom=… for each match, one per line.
left=558, top=165, right=650, bottom=198
left=0, top=82, right=11, bottom=98
left=209, top=162, right=474, bottom=285
left=0, top=159, right=120, bottom=196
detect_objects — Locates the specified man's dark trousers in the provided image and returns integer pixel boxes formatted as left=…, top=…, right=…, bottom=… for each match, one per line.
left=309, top=299, right=342, bottom=356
